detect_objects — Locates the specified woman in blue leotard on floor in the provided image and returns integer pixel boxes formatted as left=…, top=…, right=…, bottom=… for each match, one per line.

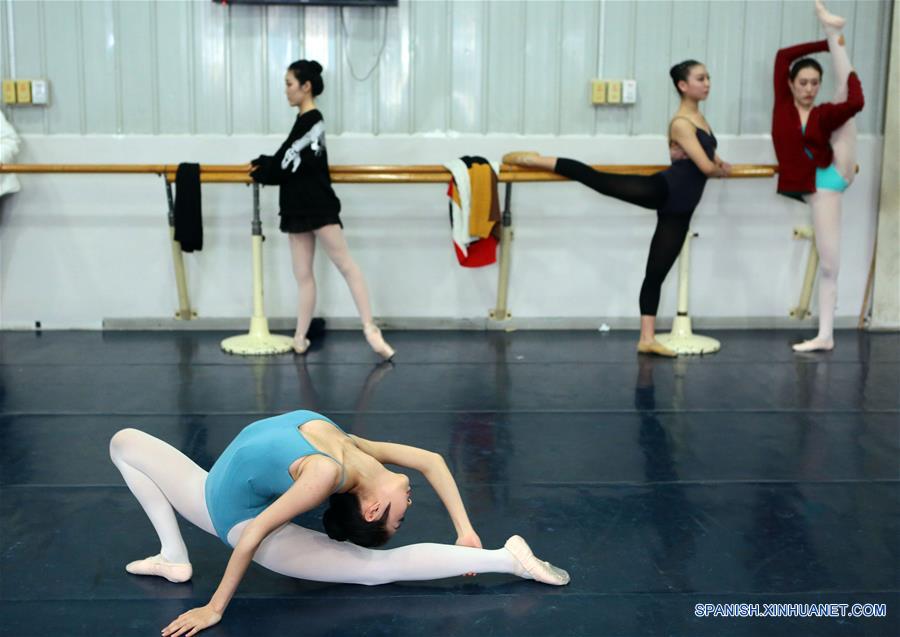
left=504, top=60, right=731, bottom=357
left=110, top=411, right=567, bottom=636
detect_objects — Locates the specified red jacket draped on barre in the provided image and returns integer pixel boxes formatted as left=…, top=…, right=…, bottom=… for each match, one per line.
left=771, top=40, right=865, bottom=198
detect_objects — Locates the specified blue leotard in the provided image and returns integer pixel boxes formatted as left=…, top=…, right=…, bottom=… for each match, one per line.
left=802, top=123, right=849, bottom=193
left=204, top=410, right=348, bottom=544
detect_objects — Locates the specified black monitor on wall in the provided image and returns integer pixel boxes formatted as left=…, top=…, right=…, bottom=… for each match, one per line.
left=213, top=0, right=398, bottom=6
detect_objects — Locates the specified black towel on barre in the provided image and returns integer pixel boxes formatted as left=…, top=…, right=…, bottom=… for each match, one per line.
left=174, top=162, right=202, bottom=252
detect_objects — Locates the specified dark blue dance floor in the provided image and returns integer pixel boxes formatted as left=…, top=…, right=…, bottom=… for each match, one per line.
left=1, top=329, right=898, bottom=636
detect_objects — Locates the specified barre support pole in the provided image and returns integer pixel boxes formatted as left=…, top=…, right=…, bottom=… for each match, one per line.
left=790, top=225, right=818, bottom=319
left=656, top=232, right=721, bottom=355
left=164, top=181, right=195, bottom=320
left=490, top=182, right=514, bottom=321
left=221, top=183, right=293, bottom=355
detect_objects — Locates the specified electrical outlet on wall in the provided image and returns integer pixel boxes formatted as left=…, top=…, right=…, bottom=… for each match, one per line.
left=31, top=80, right=48, bottom=105
left=591, top=80, right=607, bottom=105
left=2, top=80, right=15, bottom=104
left=16, top=80, right=31, bottom=104
left=606, top=80, right=622, bottom=104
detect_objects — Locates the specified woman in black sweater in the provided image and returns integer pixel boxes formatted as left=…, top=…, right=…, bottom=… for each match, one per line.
left=250, top=60, right=394, bottom=360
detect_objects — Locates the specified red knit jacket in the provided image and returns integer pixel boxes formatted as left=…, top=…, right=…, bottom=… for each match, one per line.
left=771, top=40, right=865, bottom=197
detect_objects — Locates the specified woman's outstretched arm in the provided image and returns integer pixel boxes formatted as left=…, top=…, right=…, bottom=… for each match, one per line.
left=162, top=456, right=340, bottom=637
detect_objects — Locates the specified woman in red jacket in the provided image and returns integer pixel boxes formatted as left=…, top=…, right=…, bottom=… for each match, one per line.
left=772, top=0, right=865, bottom=353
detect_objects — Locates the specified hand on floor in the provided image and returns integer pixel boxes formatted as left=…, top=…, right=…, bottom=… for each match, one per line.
left=162, top=604, right=222, bottom=637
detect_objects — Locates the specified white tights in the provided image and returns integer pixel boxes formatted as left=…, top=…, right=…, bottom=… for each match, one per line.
left=288, top=224, right=374, bottom=345
left=805, top=190, right=843, bottom=344
left=796, top=4, right=858, bottom=348
left=824, top=25, right=857, bottom=183
left=109, top=429, right=521, bottom=585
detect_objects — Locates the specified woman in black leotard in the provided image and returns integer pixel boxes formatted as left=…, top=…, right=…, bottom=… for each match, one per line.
left=505, top=60, right=731, bottom=357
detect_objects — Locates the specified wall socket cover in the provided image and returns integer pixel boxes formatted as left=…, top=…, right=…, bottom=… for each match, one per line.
left=31, top=80, right=48, bottom=105
left=1, top=80, right=15, bottom=104
left=15, top=80, right=31, bottom=104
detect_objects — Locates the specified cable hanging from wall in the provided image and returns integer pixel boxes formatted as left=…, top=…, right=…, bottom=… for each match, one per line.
left=339, top=6, right=390, bottom=82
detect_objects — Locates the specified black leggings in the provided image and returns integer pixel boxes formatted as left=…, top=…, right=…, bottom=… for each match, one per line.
left=555, top=158, right=692, bottom=316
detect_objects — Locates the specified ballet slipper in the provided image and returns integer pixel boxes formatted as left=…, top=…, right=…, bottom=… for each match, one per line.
left=502, top=151, right=539, bottom=167
left=293, top=338, right=311, bottom=355
left=125, top=554, right=192, bottom=583
left=815, top=0, right=846, bottom=35
left=792, top=337, right=834, bottom=352
left=504, top=535, right=570, bottom=586
left=363, top=323, right=395, bottom=361
left=637, top=340, right=678, bottom=358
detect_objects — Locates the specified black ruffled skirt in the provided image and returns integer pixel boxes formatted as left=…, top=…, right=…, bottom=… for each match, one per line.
left=278, top=210, right=343, bottom=234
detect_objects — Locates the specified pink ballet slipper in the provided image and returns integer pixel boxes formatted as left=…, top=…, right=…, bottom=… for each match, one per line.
left=792, top=337, right=834, bottom=353
left=293, top=338, right=311, bottom=355
left=504, top=535, right=570, bottom=586
left=363, top=323, right=395, bottom=361
left=815, top=0, right=846, bottom=35
left=125, top=554, right=192, bottom=583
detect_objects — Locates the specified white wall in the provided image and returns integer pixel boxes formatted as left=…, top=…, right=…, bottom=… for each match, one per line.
left=1, top=0, right=893, bottom=136
left=0, top=134, right=881, bottom=329
left=0, top=0, right=891, bottom=329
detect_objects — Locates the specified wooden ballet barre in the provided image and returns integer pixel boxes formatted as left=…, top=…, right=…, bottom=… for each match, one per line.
left=0, top=161, right=779, bottom=326
left=0, top=163, right=778, bottom=182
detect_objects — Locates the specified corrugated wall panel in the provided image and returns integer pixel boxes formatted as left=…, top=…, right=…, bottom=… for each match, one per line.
left=155, top=1, right=191, bottom=134
left=485, top=0, right=525, bottom=134
left=853, top=0, right=891, bottom=133
left=449, top=0, right=484, bottom=133
left=704, top=0, right=745, bottom=135
left=79, top=1, right=117, bottom=134
left=263, top=6, right=303, bottom=135
left=192, top=0, right=228, bottom=134
left=739, top=0, right=783, bottom=134
left=667, top=1, right=709, bottom=118
left=522, top=1, right=562, bottom=134
left=303, top=5, right=341, bottom=133
left=597, top=0, right=636, bottom=135
left=377, top=1, right=411, bottom=134
left=411, top=0, right=449, bottom=133
left=118, top=1, right=155, bottom=134
left=230, top=3, right=266, bottom=134
left=2, top=0, right=892, bottom=137
left=339, top=7, right=380, bottom=133
left=8, top=0, right=44, bottom=133
left=632, top=0, right=674, bottom=136
left=42, top=1, right=81, bottom=134
left=558, top=0, right=599, bottom=135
